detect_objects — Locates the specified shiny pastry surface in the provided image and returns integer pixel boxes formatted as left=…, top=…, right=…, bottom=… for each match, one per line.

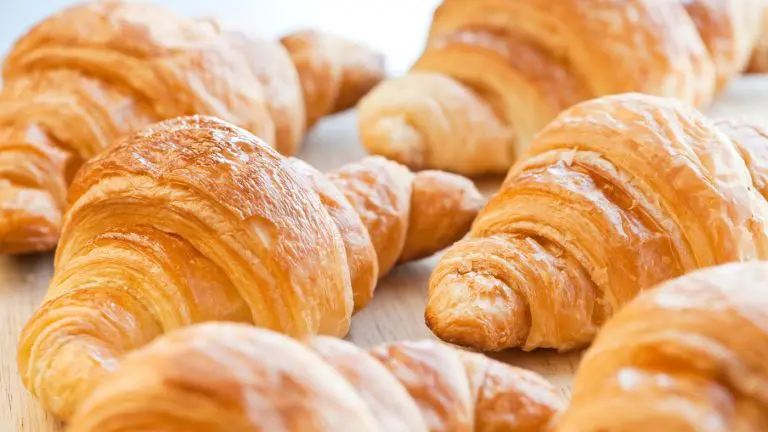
left=0, top=0, right=384, bottom=254
left=427, top=93, right=768, bottom=352
left=66, top=322, right=564, bottom=432
left=17, top=115, right=482, bottom=420
left=358, top=0, right=763, bottom=175
left=557, top=261, right=768, bottom=431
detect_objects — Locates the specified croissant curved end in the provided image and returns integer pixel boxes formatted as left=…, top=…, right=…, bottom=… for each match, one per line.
left=358, top=71, right=514, bottom=176
left=426, top=272, right=530, bottom=352
left=0, top=186, right=61, bottom=253
left=358, top=114, right=427, bottom=171
left=400, top=170, right=485, bottom=263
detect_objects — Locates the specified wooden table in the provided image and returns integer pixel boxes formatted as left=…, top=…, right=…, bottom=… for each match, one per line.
left=1, top=2, right=768, bottom=431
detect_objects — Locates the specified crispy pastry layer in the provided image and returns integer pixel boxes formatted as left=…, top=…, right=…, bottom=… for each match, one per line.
left=65, top=323, right=564, bottom=432
left=557, top=262, right=768, bottom=431
left=427, top=93, right=768, bottom=352
left=0, top=0, right=384, bottom=254
left=17, top=115, right=482, bottom=420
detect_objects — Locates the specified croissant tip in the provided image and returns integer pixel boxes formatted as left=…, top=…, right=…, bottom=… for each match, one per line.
left=424, top=309, right=506, bottom=353
left=426, top=271, right=533, bottom=352
left=358, top=114, right=427, bottom=170
left=0, top=189, right=62, bottom=255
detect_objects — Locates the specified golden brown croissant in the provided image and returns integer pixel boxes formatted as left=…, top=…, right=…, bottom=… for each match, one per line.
left=0, top=0, right=385, bottom=255
left=426, top=93, right=768, bottom=352
left=556, top=261, right=768, bottom=431
left=63, top=322, right=565, bottom=432
left=358, top=0, right=763, bottom=175
left=17, top=115, right=482, bottom=420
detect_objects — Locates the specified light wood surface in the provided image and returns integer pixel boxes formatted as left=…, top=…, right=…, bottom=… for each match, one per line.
left=1, top=2, right=768, bottom=431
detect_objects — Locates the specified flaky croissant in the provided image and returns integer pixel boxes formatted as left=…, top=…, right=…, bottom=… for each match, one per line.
left=0, top=0, right=384, bottom=254
left=17, top=115, right=482, bottom=420
left=63, top=322, right=564, bottom=432
left=426, top=93, right=768, bottom=352
left=358, top=0, right=763, bottom=175
left=556, top=261, right=768, bottom=431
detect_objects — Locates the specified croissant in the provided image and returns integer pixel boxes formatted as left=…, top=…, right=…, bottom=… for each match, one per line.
left=0, top=0, right=385, bottom=254
left=556, top=261, right=768, bottom=431
left=357, top=0, right=764, bottom=175
left=60, top=322, right=565, bottom=431
left=17, top=115, right=483, bottom=420
left=426, top=93, right=768, bottom=352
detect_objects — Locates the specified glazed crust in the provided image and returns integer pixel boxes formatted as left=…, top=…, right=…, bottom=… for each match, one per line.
left=556, top=262, right=768, bottom=431
left=17, top=115, right=482, bottom=420
left=65, top=323, right=564, bottom=432
left=426, top=93, right=768, bottom=352
left=358, top=0, right=763, bottom=175
left=0, top=0, right=385, bottom=254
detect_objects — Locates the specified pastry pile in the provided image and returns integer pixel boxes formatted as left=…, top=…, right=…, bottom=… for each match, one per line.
left=4, top=1, right=768, bottom=431
left=0, top=1, right=384, bottom=254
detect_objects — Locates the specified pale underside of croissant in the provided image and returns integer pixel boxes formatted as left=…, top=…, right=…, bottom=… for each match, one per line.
left=0, top=0, right=385, bottom=254
left=426, top=93, right=768, bottom=352
left=62, top=322, right=565, bottom=432
left=17, top=115, right=483, bottom=420
left=358, top=0, right=765, bottom=175
left=556, top=262, right=768, bottom=431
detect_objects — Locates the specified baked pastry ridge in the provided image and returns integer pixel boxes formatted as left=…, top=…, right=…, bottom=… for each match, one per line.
left=426, top=93, right=768, bottom=352
left=17, top=115, right=483, bottom=420
left=65, top=323, right=565, bottom=432
left=557, top=261, right=768, bottom=431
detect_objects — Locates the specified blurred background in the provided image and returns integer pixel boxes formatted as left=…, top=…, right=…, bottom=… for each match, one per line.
left=0, top=0, right=442, bottom=75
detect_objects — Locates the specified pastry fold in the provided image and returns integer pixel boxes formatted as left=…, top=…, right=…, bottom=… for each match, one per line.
left=557, top=262, right=768, bottom=431
left=358, top=0, right=763, bottom=175
left=17, top=115, right=482, bottom=420
left=66, top=323, right=564, bottom=432
left=426, top=93, right=768, bottom=352
left=0, top=0, right=385, bottom=254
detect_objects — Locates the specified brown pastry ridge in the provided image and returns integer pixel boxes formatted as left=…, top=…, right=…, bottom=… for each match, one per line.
left=65, top=323, right=564, bottom=432
left=426, top=92, right=768, bottom=352
left=556, top=261, right=768, bottom=431
left=17, top=115, right=482, bottom=420
left=0, top=0, right=385, bottom=254
left=358, top=0, right=763, bottom=175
